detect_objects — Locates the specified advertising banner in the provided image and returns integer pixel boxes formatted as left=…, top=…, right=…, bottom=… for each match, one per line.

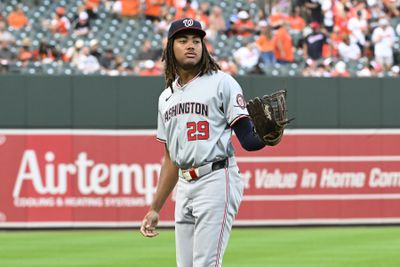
left=0, top=129, right=399, bottom=228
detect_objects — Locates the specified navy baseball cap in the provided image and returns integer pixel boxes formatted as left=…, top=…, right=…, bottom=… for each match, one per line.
left=168, top=18, right=206, bottom=39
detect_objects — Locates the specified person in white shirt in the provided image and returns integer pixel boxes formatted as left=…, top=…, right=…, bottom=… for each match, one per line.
left=338, top=35, right=361, bottom=61
left=371, top=18, right=396, bottom=71
left=321, top=0, right=334, bottom=32
left=77, top=46, right=100, bottom=74
left=347, top=10, right=368, bottom=52
left=233, top=41, right=260, bottom=72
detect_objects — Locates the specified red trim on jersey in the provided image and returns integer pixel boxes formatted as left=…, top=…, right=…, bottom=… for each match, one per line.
left=156, top=137, right=166, bottom=143
left=215, top=162, right=229, bottom=267
left=230, top=114, right=249, bottom=127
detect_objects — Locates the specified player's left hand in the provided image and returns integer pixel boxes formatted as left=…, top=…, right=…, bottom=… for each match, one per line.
left=140, top=210, right=160, bottom=238
left=247, top=89, right=293, bottom=146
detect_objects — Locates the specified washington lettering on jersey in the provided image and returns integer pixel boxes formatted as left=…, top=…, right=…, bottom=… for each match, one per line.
left=164, top=102, right=209, bottom=122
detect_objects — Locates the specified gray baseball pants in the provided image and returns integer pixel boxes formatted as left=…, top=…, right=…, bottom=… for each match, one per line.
left=174, top=157, right=244, bottom=267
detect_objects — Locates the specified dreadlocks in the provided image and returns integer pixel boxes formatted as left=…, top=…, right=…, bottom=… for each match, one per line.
left=161, top=37, right=220, bottom=90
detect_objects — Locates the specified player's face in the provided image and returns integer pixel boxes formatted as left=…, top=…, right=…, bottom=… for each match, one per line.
left=173, top=33, right=203, bottom=70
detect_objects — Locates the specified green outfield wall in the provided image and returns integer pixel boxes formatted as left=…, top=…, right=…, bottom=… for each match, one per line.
left=0, top=75, right=399, bottom=129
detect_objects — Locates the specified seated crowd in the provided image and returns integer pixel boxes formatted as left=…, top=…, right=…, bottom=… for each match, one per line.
left=0, top=0, right=399, bottom=77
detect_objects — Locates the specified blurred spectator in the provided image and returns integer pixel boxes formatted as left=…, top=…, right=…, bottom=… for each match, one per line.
left=371, top=18, right=395, bottom=71
left=138, top=59, right=162, bottom=75
left=86, top=0, right=101, bottom=10
left=77, top=46, right=101, bottom=74
left=321, top=0, right=333, bottom=32
left=329, top=25, right=345, bottom=58
left=302, top=59, right=325, bottom=77
left=85, top=0, right=100, bottom=20
left=217, top=57, right=238, bottom=75
left=256, top=21, right=275, bottom=66
left=232, top=10, right=255, bottom=37
left=305, top=0, right=323, bottom=24
left=273, top=21, right=294, bottom=63
left=368, top=1, right=386, bottom=22
left=0, top=21, right=16, bottom=45
left=196, top=2, right=210, bottom=25
left=108, top=0, right=141, bottom=18
left=303, top=22, right=328, bottom=61
left=175, top=0, right=197, bottom=19
left=0, top=39, right=15, bottom=66
left=233, top=41, right=260, bottom=71
left=7, top=5, right=29, bottom=30
left=33, top=40, right=56, bottom=63
left=89, top=39, right=102, bottom=61
left=288, top=6, right=306, bottom=35
left=99, top=48, right=116, bottom=70
left=389, top=65, right=400, bottom=77
left=66, top=39, right=85, bottom=65
left=268, top=5, right=287, bottom=28
left=347, top=10, right=368, bottom=54
left=270, top=0, right=291, bottom=16
left=43, top=7, right=71, bottom=35
left=74, top=4, right=97, bottom=23
left=331, top=61, right=350, bottom=77
left=18, top=37, right=34, bottom=65
left=137, top=39, right=163, bottom=61
left=74, top=12, right=91, bottom=37
left=383, top=0, right=400, bottom=17
left=357, top=61, right=380, bottom=77
left=114, top=55, right=127, bottom=74
left=206, top=6, right=226, bottom=40
left=121, top=0, right=141, bottom=18
left=144, top=0, right=166, bottom=22
left=333, top=0, right=350, bottom=33
left=338, top=35, right=361, bottom=61
left=47, top=42, right=64, bottom=62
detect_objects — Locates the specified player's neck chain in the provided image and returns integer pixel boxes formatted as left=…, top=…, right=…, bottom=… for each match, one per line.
left=177, top=72, right=201, bottom=88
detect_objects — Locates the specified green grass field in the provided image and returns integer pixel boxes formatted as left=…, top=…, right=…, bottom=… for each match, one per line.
left=1, top=227, right=400, bottom=267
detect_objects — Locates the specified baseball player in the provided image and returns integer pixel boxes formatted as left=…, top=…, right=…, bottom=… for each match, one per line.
left=140, top=18, right=287, bottom=267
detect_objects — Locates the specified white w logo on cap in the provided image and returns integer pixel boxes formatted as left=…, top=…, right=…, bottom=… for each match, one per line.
left=183, top=19, right=194, bottom=27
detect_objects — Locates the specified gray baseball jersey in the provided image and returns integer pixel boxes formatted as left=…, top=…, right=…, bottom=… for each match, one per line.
left=156, top=70, right=247, bottom=267
left=156, top=70, right=248, bottom=169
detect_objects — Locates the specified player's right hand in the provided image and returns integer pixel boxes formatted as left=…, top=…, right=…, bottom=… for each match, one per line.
left=140, top=210, right=160, bottom=238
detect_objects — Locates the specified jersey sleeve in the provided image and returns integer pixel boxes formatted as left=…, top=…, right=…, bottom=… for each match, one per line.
left=220, top=73, right=249, bottom=126
left=156, top=98, right=167, bottom=143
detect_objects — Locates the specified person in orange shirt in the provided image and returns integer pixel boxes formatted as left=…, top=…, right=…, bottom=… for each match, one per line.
left=121, top=0, right=140, bottom=17
left=256, top=21, right=275, bottom=66
left=268, top=9, right=286, bottom=29
left=174, top=0, right=196, bottom=19
left=86, top=0, right=101, bottom=9
left=145, top=0, right=166, bottom=21
left=329, top=25, right=345, bottom=58
left=273, top=21, right=294, bottom=63
left=42, top=7, right=71, bottom=35
left=288, top=6, right=305, bottom=34
left=232, top=10, right=255, bottom=37
left=18, top=37, right=34, bottom=66
left=7, top=5, right=29, bottom=30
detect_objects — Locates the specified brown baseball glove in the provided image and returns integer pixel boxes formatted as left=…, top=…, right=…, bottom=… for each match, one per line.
left=246, top=89, right=293, bottom=146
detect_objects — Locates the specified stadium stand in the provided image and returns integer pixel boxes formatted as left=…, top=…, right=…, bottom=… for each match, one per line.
left=0, top=0, right=399, bottom=77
